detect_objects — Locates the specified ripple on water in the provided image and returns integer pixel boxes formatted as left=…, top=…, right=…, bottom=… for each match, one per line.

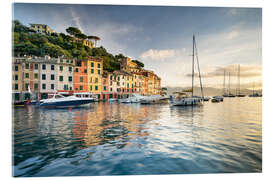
left=13, top=98, right=262, bottom=176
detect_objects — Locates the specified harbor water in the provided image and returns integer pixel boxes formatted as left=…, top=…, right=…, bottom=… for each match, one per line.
left=12, top=97, right=262, bottom=177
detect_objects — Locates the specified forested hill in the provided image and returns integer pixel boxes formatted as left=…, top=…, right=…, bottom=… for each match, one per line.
left=12, top=20, right=144, bottom=72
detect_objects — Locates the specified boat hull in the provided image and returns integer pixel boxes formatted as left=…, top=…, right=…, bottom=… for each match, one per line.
left=40, top=99, right=94, bottom=108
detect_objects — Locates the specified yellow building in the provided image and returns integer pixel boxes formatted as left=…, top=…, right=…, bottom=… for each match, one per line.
left=12, top=59, right=23, bottom=101
left=120, top=57, right=140, bottom=72
left=73, top=37, right=94, bottom=48
left=87, top=58, right=103, bottom=98
left=29, top=24, right=54, bottom=35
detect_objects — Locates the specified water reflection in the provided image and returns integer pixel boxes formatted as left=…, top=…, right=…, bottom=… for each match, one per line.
left=13, top=98, right=262, bottom=176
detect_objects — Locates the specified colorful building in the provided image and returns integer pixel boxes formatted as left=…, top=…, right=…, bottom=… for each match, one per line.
left=29, top=24, right=54, bottom=35
left=87, top=57, right=103, bottom=99
left=57, top=58, right=75, bottom=93
left=101, top=71, right=109, bottom=100
left=74, top=60, right=89, bottom=92
left=39, top=57, right=58, bottom=99
left=12, top=58, right=23, bottom=102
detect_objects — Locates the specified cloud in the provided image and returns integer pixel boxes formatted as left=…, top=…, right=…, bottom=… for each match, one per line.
left=70, top=8, right=84, bottom=33
left=186, top=64, right=262, bottom=78
left=140, top=49, right=176, bottom=60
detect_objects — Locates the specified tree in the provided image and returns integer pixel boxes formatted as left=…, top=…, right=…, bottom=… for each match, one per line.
left=115, top=53, right=126, bottom=60
left=75, top=33, right=87, bottom=40
left=132, top=60, right=144, bottom=68
left=66, top=27, right=82, bottom=37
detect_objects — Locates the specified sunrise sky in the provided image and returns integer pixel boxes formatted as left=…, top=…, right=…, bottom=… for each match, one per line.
left=13, top=3, right=262, bottom=89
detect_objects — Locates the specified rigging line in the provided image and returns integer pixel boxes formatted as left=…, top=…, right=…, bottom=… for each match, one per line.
left=192, top=35, right=195, bottom=97
left=194, top=36, right=204, bottom=99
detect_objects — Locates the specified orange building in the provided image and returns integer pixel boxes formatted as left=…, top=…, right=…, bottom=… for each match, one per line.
left=73, top=60, right=88, bottom=92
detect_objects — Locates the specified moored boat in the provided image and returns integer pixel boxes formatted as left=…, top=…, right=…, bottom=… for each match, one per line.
left=39, top=93, right=95, bottom=108
left=170, top=92, right=202, bottom=106
left=119, top=94, right=145, bottom=103
left=140, top=95, right=169, bottom=104
left=212, top=96, right=223, bottom=102
left=170, top=35, right=204, bottom=107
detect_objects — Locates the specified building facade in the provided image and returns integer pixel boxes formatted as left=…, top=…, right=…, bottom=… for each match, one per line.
left=88, top=58, right=103, bottom=99
left=74, top=60, right=89, bottom=92
left=29, top=24, right=54, bottom=35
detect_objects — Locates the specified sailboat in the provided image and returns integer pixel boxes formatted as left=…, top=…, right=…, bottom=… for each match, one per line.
left=227, top=72, right=235, bottom=97
left=248, top=82, right=260, bottom=97
left=236, top=64, right=245, bottom=97
left=222, top=70, right=229, bottom=97
left=170, top=35, right=203, bottom=106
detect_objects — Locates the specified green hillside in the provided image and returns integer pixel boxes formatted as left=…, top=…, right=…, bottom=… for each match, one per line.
left=12, top=20, right=144, bottom=72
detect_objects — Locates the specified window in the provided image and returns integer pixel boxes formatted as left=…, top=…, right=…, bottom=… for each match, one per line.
left=110, top=76, right=112, bottom=80
left=84, top=69, right=87, bottom=73
left=60, top=59, right=63, bottom=63
left=80, top=77, right=83, bottom=82
left=90, top=85, right=92, bottom=91
left=34, top=64, right=38, bottom=70
left=69, top=67, right=72, bottom=72
left=42, top=84, right=46, bottom=90
left=42, top=74, right=46, bottom=80
left=34, top=83, right=38, bottom=90
left=118, top=77, right=120, bottom=81
left=95, top=78, right=98, bottom=83
left=14, top=84, right=18, bottom=90
left=98, top=63, right=100, bottom=68
left=59, top=66, right=63, bottom=71
left=64, top=85, right=68, bottom=90
left=42, top=64, right=46, bottom=70
left=75, top=68, right=79, bottom=72
left=34, top=73, right=38, bottom=79
left=127, top=83, right=129, bottom=88
left=91, top=62, right=94, bottom=67
left=104, top=86, right=106, bottom=91
left=68, top=76, right=72, bottom=82
left=91, top=69, right=94, bottom=74
left=25, top=83, right=29, bottom=90
left=98, top=70, right=101, bottom=74
left=59, top=76, right=63, bottom=81
left=70, top=60, right=73, bottom=64
left=25, top=73, right=29, bottom=78
left=51, top=84, right=54, bottom=90
left=51, top=74, right=55, bottom=80
left=80, top=86, right=83, bottom=90
left=66, top=60, right=69, bottom=63
left=15, top=75, right=18, bottom=81
left=14, top=66, right=18, bottom=71
left=51, top=64, right=55, bottom=70
left=110, top=88, right=112, bottom=92
left=95, top=86, right=98, bottom=91
left=25, top=63, right=29, bottom=69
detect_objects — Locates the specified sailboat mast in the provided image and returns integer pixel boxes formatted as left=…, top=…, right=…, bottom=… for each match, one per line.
left=228, top=72, right=231, bottom=94
left=223, top=70, right=226, bottom=95
left=194, top=36, right=204, bottom=99
left=253, top=82, right=255, bottom=95
left=238, top=64, right=240, bottom=96
left=192, top=35, right=195, bottom=97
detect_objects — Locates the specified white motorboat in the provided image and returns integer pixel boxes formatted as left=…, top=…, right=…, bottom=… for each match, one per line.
left=108, top=98, right=118, bottom=102
left=39, top=93, right=95, bottom=108
left=170, top=92, right=202, bottom=106
left=140, top=95, right=169, bottom=104
left=119, top=94, right=146, bottom=103
left=212, top=96, right=224, bottom=102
